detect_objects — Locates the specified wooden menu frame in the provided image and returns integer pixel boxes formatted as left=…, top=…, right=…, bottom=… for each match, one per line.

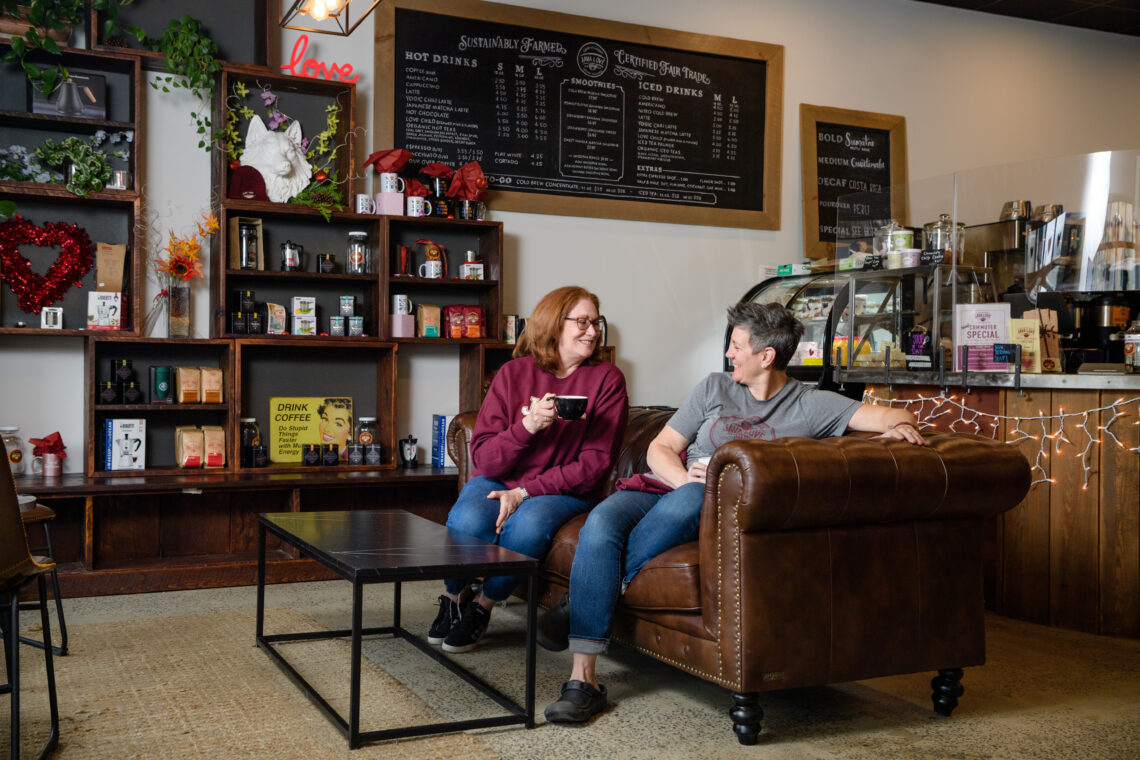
left=800, top=104, right=907, bottom=259
left=376, top=0, right=784, bottom=229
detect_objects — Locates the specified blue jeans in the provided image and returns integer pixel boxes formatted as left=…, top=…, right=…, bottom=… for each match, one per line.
left=567, top=482, right=705, bottom=654
left=444, top=476, right=595, bottom=602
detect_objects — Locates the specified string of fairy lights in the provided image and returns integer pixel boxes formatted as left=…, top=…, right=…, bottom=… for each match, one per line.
left=862, top=389, right=1140, bottom=488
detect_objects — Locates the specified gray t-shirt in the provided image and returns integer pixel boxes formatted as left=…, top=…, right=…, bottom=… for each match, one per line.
left=668, top=374, right=862, bottom=462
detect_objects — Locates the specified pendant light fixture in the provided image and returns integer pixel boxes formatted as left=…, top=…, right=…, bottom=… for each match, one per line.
left=280, top=0, right=381, bottom=36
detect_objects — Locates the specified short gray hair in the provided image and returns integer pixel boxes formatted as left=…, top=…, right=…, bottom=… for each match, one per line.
left=726, top=302, right=804, bottom=370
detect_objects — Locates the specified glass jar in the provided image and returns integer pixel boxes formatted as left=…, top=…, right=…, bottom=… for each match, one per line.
left=0, top=426, right=25, bottom=475
left=346, top=231, right=370, bottom=275
left=280, top=240, right=303, bottom=272
left=239, top=223, right=259, bottom=269
left=240, top=418, right=261, bottom=467
left=922, top=213, right=965, bottom=261
left=357, top=417, right=377, bottom=446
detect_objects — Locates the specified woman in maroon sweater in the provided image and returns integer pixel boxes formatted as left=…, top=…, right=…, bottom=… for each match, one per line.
left=429, top=286, right=628, bottom=653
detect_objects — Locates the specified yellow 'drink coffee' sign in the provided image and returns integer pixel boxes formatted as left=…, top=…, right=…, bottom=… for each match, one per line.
left=269, top=396, right=354, bottom=462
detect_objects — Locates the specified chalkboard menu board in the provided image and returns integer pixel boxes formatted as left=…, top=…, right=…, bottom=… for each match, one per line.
left=377, top=0, right=784, bottom=229
left=800, top=105, right=908, bottom=259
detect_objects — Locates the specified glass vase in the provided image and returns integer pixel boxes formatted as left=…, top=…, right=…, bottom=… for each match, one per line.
left=168, top=281, right=191, bottom=338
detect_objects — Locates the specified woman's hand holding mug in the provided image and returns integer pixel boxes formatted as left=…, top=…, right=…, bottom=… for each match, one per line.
left=521, top=393, right=557, bottom=434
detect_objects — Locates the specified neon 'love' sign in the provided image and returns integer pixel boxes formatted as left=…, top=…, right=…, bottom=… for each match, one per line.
left=280, top=34, right=360, bottom=84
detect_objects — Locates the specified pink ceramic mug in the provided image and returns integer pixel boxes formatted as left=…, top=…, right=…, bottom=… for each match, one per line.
left=32, top=452, right=62, bottom=477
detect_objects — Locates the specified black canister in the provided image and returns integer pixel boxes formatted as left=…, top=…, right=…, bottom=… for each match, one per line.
left=301, top=443, right=321, bottom=466
left=363, top=443, right=382, bottom=466
left=113, top=359, right=133, bottom=383
left=231, top=311, right=248, bottom=334
left=236, top=289, right=256, bottom=313
left=99, top=380, right=120, bottom=404
left=252, top=445, right=269, bottom=468
left=345, top=443, right=364, bottom=466
left=247, top=311, right=264, bottom=334
left=122, top=381, right=143, bottom=404
left=321, top=443, right=339, bottom=466
left=319, top=253, right=336, bottom=273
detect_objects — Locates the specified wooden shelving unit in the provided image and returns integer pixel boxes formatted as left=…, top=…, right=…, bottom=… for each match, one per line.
left=0, top=45, right=143, bottom=334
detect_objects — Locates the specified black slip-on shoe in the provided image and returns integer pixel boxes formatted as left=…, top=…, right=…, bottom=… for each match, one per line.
left=537, top=591, right=570, bottom=651
left=544, top=680, right=608, bottom=723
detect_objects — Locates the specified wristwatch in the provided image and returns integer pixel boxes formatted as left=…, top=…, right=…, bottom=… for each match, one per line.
left=518, top=486, right=530, bottom=500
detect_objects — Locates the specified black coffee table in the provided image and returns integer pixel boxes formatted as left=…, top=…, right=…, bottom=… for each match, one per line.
left=256, top=509, right=540, bottom=749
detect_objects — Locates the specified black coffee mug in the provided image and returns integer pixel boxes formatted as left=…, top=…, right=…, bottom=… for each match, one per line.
left=554, top=395, right=588, bottom=421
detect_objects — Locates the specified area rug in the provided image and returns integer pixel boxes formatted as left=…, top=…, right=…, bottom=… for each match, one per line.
left=5, top=607, right=503, bottom=759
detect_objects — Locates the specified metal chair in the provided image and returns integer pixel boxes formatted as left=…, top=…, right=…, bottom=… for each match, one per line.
left=1, top=440, right=60, bottom=760
left=17, top=504, right=68, bottom=656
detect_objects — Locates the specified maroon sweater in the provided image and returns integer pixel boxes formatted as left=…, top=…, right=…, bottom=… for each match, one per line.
left=470, top=356, right=628, bottom=498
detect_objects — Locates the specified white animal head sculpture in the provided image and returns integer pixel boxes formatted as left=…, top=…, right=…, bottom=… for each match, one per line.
left=241, top=116, right=313, bottom=203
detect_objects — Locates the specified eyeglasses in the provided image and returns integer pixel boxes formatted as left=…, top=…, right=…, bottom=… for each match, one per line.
left=564, top=316, right=606, bottom=331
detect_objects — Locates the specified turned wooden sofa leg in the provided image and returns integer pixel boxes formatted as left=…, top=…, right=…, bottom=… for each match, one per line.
left=931, top=668, right=965, bottom=716
left=729, top=691, right=763, bottom=744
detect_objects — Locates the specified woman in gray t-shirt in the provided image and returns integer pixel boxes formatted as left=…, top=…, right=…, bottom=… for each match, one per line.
left=540, top=302, right=926, bottom=725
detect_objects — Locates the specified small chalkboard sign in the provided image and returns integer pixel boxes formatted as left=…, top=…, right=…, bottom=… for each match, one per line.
left=920, top=249, right=946, bottom=265
left=800, top=104, right=908, bottom=260
left=861, top=254, right=883, bottom=271
left=992, top=344, right=1019, bottom=363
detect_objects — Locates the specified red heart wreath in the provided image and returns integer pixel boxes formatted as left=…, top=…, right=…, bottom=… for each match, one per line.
left=0, top=215, right=94, bottom=314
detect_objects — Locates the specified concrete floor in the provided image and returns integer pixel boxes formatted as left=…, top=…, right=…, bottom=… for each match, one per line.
left=59, top=579, right=1140, bottom=760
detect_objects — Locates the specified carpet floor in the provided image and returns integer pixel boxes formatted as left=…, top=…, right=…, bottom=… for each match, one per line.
left=5, top=580, right=1140, bottom=759
left=5, top=605, right=501, bottom=759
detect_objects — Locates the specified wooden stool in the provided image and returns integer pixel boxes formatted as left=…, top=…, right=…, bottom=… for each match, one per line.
left=18, top=503, right=68, bottom=656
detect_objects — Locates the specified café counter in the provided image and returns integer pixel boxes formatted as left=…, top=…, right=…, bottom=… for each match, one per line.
left=841, top=368, right=1140, bottom=640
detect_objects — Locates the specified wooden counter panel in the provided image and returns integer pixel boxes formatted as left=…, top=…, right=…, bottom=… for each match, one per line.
left=1048, top=390, right=1101, bottom=632
left=1100, top=394, right=1140, bottom=637
left=1000, top=389, right=1052, bottom=625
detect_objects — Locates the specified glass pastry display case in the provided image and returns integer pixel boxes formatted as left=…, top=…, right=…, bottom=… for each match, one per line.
left=729, top=265, right=994, bottom=384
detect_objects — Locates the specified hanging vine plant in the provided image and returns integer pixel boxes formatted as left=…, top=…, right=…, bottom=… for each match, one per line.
left=145, top=15, right=223, bottom=151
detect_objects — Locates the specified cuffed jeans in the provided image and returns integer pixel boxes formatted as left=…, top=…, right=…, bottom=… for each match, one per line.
left=444, top=476, right=595, bottom=602
left=567, top=482, right=705, bottom=654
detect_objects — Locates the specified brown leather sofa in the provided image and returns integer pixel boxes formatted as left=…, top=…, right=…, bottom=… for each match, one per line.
left=448, top=407, right=1032, bottom=743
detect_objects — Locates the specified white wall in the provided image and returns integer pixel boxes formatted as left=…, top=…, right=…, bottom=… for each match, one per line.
left=3, top=0, right=1139, bottom=471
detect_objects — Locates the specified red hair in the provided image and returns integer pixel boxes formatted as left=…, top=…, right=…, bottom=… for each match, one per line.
left=514, top=286, right=603, bottom=373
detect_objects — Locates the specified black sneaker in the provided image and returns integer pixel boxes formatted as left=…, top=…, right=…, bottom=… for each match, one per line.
left=442, top=602, right=492, bottom=653
left=544, top=680, right=608, bottom=723
left=427, top=595, right=461, bottom=645
left=537, top=592, right=570, bottom=651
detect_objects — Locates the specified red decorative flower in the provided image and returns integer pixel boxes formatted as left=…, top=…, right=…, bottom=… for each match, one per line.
left=0, top=216, right=93, bottom=314
left=314, top=169, right=329, bottom=182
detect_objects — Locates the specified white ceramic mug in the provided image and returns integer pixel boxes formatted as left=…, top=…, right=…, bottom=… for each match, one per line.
left=379, top=172, right=405, bottom=193
left=418, top=260, right=443, bottom=279
left=406, top=196, right=433, bottom=217
left=392, top=294, right=412, bottom=314
left=355, top=194, right=376, bottom=214
left=32, top=452, right=62, bottom=477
